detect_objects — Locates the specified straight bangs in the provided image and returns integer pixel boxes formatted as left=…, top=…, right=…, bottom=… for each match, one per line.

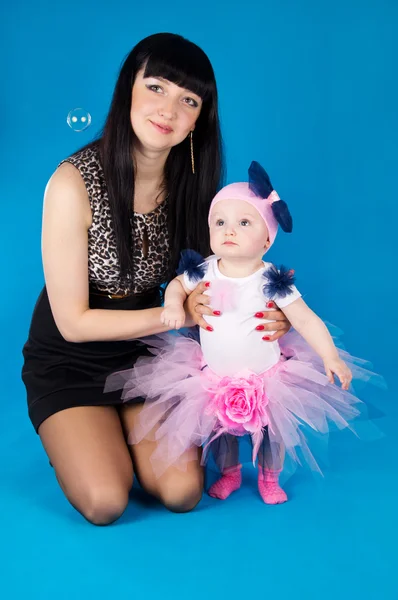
left=143, top=42, right=215, bottom=101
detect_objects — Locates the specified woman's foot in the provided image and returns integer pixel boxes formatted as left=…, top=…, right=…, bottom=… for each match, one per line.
left=208, top=464, right=242, bottom=500
left=258, top=468, right=288, bottom=504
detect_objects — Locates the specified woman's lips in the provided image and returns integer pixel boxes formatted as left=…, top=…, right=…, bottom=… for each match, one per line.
left=223, top=241, right=238, bottom=245
left=149, top=120, right=173, bottom=134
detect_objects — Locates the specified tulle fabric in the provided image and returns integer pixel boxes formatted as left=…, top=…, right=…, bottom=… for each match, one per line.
left=105, top=329, right=385, bottom=478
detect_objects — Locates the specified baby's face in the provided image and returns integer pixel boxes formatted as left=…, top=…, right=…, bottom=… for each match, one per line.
left=209, top=199, right=270, bottom=260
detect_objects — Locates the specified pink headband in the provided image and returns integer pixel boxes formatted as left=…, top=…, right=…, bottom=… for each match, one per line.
left=208, top=183, right=281, bottom=247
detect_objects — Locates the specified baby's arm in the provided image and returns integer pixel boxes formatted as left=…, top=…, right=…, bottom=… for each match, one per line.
left=161, top=275, right=192, bottom=330
left=281, top=298, right=352, bottom=390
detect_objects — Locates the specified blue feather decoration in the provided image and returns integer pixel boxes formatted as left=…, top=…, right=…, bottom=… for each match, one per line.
left=176, top=249, right=207, bottom=282
left=249, top=161, right=273, bottom=198
left=272, top=199, right=293, bottom=233
left=262, top=264, right=296, bottom=299
left=249, top=161, right=293, bottom=233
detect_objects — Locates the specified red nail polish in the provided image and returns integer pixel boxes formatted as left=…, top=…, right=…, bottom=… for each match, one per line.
left=204, top=282, right=211, bottom=288
left=254, top=312, right=263, bottom=318
left=255, top=325, right=265, bottom=331
left=206, top=326, right=214, bottom=332
left=262, top=336, right=270, bottom=341
left=213, top=311, right=221, bottom=316
left=267, top=302, right=274, bottom=308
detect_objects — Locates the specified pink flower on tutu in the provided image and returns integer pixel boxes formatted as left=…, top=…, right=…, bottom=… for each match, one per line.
left=207, top=374, right=269, bottom=435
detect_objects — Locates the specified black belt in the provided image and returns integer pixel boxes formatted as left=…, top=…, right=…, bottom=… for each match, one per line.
left=90, top=286, right=160, bottom=300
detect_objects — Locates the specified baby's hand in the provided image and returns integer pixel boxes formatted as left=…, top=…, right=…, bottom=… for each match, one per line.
left=323, top=357, right=352, bottom=391
left=161, top=305, right=186, bottom=330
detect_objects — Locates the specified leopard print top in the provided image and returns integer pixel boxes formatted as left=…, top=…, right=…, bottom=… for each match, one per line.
left=60, top=144, right=170, bottom=295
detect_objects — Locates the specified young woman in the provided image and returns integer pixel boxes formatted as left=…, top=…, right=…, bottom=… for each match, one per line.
left=22, top=33, right=290, bottom=524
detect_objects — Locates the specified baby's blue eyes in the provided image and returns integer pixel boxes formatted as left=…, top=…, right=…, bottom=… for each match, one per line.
left=215, top=219, right=250, bottom=227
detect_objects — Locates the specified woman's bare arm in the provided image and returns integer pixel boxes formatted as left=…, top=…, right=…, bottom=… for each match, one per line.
left=42, top=163, right=170, bottom=343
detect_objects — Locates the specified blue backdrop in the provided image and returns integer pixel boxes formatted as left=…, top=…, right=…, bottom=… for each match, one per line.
left=1, top=1, right=397, bottom=599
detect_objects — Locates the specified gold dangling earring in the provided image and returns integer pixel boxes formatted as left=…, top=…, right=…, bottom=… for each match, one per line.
left=190, top=131, right=195, bottom=174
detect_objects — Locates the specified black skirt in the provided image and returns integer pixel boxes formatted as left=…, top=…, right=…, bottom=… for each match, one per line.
left=22, top=286, right=161, bottom=432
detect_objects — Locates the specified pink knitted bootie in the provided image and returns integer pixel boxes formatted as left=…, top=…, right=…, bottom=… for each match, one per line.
left=258, top=468, right=288, bottom=505
left=208, top=464, right=242, bottom=500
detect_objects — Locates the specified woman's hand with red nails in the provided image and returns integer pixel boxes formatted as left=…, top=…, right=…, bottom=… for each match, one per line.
left=253, top=300, right=291, bottom=341
left=184, top=281, right=220, bottom=331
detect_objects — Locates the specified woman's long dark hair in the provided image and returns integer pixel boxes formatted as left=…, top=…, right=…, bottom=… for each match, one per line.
left=86, top=33, right=224, bottom=286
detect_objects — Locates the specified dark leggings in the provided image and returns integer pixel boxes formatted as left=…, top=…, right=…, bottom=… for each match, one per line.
left=210, top=429, right=284, bottom=472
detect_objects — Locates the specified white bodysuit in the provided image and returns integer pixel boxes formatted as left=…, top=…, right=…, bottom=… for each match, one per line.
left=184, top=256, right=301, bottom=377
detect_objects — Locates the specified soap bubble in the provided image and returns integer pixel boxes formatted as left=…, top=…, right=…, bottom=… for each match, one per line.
left=67, top=108, right=91, bottom=132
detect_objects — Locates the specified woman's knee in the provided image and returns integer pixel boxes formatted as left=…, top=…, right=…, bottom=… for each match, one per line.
left=158, top=474, right=204, bottom=513
left=66, top=481, right=131, bottom=526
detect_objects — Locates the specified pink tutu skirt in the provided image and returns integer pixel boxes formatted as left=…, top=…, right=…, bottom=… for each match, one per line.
left=105, top=329, right=384, bottom=478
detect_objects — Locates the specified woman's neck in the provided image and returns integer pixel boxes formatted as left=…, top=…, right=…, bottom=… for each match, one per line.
left=218, top=257, right=265, bottom=278
left=132, top=144, right=170, bottom=212
left=133, top=144, right=169, bottom=184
